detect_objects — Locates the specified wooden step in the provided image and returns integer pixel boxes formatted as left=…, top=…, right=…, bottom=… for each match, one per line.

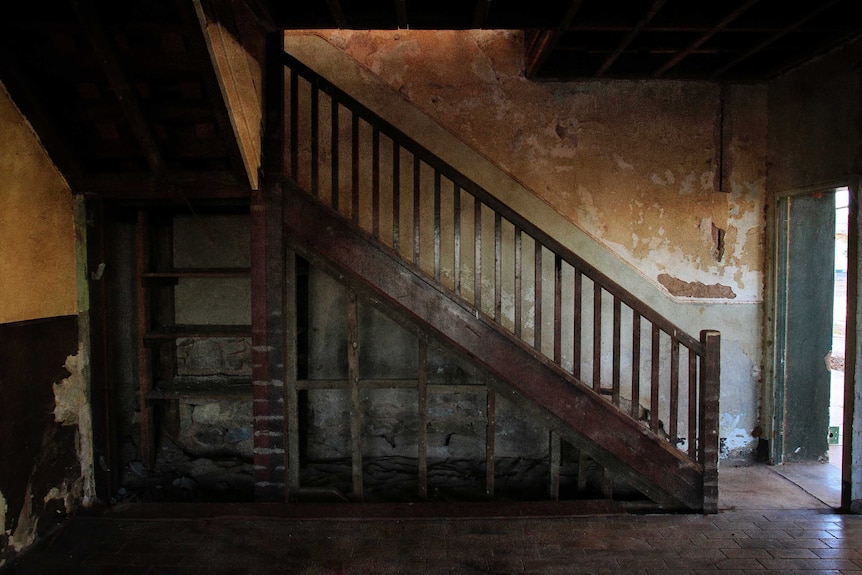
left=284, top=185, right=705, bottom=511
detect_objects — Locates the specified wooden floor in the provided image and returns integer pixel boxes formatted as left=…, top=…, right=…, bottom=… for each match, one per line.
left=1, top=462, right=858, bottom=575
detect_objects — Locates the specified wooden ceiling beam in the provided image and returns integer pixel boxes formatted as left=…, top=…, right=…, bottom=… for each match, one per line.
left=0, top=43, right=84, bottom=191
left=239, top=0, right=278, bottom=32
left=595, top=0, right=667, bottom=78
left=72, top=0, right=166, bottom=177
left=80, top=170, right=249, bottom=198
left=473, top=0, right=492, bottom=28
left=653, top=0, right=761, bottom=78
left=325, top=0, right=348, bottom=28
left=395, top=0, right=408, bottom=29
left=524, top=0, right=583, bottom=78
left=712, top=0, right=842, bottom=79
left=183, top=0, right=249, bottom=184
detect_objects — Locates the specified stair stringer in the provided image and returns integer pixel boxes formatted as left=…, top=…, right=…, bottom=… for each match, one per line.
left=285, top=185, right=705, bottom=511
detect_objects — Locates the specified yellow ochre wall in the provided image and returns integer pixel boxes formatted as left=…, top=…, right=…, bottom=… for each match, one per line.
left=0, top=82, right=77, bottom=324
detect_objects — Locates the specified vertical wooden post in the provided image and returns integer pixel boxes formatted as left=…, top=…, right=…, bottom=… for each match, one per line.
left=611, top=297, right=621, bottom=406
left=514, top=228, right=522, bottom=339
left=348, top=290, right=364, bottom=500
left=549, top=431, right=560, bottom=500
left=592, top=283, right=602, bottom=391
left=485, top=387, right=496, bottom=497
left=700, top=330, right=720, bottom=514
left=413, top=156, right=421, bottom=266
left=534, top=241, right=542, bottom=351
left=418, top=336, right=428, bottom=500
left=86, top=198, right=116, bottom=499
left=135, top=211, right=155, bottom=469
left=474, top=197, right=482, bottom=312
left=577, top=451, right=588, bottom=492
left=454, top=185, right=462, bottom=297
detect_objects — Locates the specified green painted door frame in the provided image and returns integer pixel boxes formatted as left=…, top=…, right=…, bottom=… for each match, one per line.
left=773, top=191, right=835, bottom=463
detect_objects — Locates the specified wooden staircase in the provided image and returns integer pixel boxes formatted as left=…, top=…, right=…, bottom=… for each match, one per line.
left=274, top=49, right=720, bottom=512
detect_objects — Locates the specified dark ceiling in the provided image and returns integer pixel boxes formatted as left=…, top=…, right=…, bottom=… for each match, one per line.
left=273, top=0, right=862, bottom=81
left=1, top=0, right=861, bottom=200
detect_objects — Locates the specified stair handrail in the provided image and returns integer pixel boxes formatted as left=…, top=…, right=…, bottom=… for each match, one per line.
left=282, top=50, right=702, bottom=353
left=281, top=49, right=720, bottom=507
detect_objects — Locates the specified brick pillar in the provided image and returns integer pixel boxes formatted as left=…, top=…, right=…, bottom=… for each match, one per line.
left=252, top=31, right=287, bottom=501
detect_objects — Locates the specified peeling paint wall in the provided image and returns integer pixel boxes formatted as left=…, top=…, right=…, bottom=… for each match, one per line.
left=283, top=32, right=767, bottom=460
left=0, top=82, right=92, bottom=566
left=302, top=30, right=766, bottom=304
left=0, top=82, right=77, bottom=324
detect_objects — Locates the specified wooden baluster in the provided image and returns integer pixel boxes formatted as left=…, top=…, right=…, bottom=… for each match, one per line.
left=494, top=213, right=502, bottom=323
left=514, top=228, right=522, bottom=339
left=351, top=112, right=359, bottom=225
left=573, top=270, right=582, bottom=379
left=688, top=349, right=698, bottom=460
left=310, top=81, right=319, bottom=198
left=650, top=324, right=660, bottom=432
left=372, top=128, right=380, bottom=238
left=612, top=297, right=621, bottom=406
left=631, top=311, right=641, bottom=419
left=593, top=283, right=602, bottom=392
left=554, top=254, right=562, bottom=365
left=413, top=156, right=421, bottom=266
left=474, top=197, right=482, bottom=312
left=454, top=184, right=461, bottom=297
left=534, top=241, right=542, bottom=352
left=289, top=68, right=298, bottom=178
left=669, top=337, right=680, bottom=446
left=434, top=171, right=442, bottom=283
left=392, top=141, right=400, bottom=253
left=331, top=97, right=339, bottom=210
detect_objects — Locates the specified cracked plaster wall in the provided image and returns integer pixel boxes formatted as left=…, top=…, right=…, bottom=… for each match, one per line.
left=308, top=30, right=766, bottom=304
left=0, top=82, right=92, bottom=566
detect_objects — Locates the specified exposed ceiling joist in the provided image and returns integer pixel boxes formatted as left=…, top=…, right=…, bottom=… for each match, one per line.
left=324, top=0, right=348, bottom=28
left=73, top=0, right=165, bottom=176
left=473, top=0, right=492, bottom=29
left=596, top=0, right=667, bottom=77
left=0, top=44, right=83, bottom=188
left=653, top=0, right=761, bottom=78
left=184, top=0, right=249, bottom=184
left=395, top=0, right=408, bottom=29
left=712, top=0, right=843, bottom=79
left=525, top=0, right=583, bottom=79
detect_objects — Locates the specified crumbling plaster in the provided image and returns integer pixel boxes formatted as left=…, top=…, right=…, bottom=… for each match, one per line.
left=283, top=32, right=765, bottom=458
left=310, top=30, right=766, bottom=304
left=0, top=82, right=93, bottom=565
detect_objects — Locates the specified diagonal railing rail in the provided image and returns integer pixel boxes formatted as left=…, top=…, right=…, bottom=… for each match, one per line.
left=281, top=49, right=719, bottom=511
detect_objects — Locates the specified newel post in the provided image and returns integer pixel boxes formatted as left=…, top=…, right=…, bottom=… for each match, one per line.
left=700, top=330, right=721, bottom=514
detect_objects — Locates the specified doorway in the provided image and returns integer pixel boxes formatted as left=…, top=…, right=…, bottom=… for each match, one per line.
left=771, top=186, right=850, bottom=508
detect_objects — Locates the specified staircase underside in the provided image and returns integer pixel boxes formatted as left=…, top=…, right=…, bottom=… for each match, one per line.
left=284, top=184, right=705, bottom=511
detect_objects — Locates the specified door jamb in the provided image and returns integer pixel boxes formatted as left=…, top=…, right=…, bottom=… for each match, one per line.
left=763, top=178, right=858, bottom=511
